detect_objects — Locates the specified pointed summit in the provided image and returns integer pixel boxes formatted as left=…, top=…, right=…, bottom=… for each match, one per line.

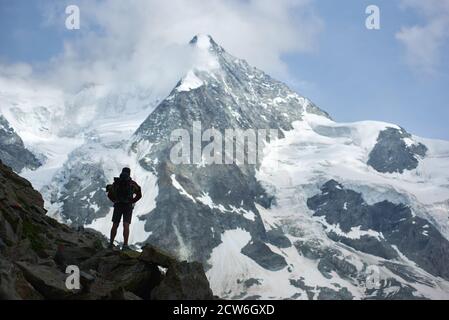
left=189, top=34, right=224, bottom=55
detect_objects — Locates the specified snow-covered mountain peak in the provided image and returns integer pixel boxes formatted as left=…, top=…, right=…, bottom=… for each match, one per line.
left=185, top=34, right=223, bottom=74
left=189, top=34, right=223, bottom=53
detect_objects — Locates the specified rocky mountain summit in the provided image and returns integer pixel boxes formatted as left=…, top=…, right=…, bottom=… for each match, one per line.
left=0, top=159, right=213, bottom=300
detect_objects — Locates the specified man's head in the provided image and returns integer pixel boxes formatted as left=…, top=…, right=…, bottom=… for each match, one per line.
left=120, top=167, right=131, bottom=179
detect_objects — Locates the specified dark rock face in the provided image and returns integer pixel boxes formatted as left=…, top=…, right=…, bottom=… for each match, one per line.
left=0, top=115, right=41, bottom=173
left=381, top=262, right=434, bottom=287
left=307, top=180, right=449, bottom=281
left=293, top=240, right=358, bottom=281
left=241, top=240, right=287, bottom=271
left=317, top=287, right=353, bottom=300
left=0, top=256, right=43, bottom=300
left=293, top=235, right=433, bottom=299
left=137, top=162, right=269, bottom=264
left=365, top=278, right=423, bottom=300
left=289, top=277, right=354, bottom=300
left=151, top=261, right=213, bottom=300
left=139, top=244, right=178, bottom=268
left=368, top=127, right=427, bottom=173
left=46, top=160, right=111, bottom=226
left=237, top=278, right=262, bottom=288
left=15, top=261, right=73, bottom=300
left=317, top=253, right=358, bottom=280
left=265, top=228, right=292, bottom=248
left=0, top=160, right=214, bottom=300
left=327, top=233, right=398, bottom=260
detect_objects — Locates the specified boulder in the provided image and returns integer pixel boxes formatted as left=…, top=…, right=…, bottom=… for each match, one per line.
left=139, top=244, right=178, bottom=268
left=15, top=261, right=72, bottom=299
left=151, top=261, right=214, bottom=300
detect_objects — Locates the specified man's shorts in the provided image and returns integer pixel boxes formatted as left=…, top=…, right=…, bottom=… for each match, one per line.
left=112, top=203, right=133, bottom=224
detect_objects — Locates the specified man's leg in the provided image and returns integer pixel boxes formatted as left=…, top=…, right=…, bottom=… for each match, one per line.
left=110, top=222, right=119, bottom=246
left=123, top=222, right=130, bottom=246
left=122, top=206, right=133, bottom=247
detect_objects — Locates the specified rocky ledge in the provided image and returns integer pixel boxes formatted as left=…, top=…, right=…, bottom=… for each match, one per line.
left=0, top=159, right=214, bottom=300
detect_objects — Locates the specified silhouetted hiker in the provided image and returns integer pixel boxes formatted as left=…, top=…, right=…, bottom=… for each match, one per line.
left=106, top=167, right=142, bottom=251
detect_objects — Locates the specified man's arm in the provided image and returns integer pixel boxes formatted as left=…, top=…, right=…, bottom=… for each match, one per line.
left=132, top=182, right=142, bottom=203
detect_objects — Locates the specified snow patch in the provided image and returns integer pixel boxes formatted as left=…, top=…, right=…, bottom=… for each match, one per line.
left=171, top=174, right=196, bottom=203
left=177, top=70, right=204, bottom=92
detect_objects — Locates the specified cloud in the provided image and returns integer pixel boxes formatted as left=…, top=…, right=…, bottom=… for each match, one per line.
left=0, top=62, right=33, bottom=79
left=28, top=0, right=322, bottom=94
left=396, top=0, right=449, bottom=74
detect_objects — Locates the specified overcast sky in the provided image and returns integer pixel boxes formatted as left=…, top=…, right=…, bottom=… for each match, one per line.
left=0, top=0, right=448, bottom=139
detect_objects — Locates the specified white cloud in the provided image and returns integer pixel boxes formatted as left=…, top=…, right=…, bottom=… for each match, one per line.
left=396, top=0, right=449, bottom=74
left=0, top=62, right=33, bottom=79
left=28, top=0, right=322, bottom=94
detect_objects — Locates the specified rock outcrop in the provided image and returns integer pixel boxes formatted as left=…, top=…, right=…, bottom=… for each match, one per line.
left=0, top=115, right=41, bottom=173
left=0, top=160, right=214, bottom=300
left=367, top=127, right=427, bottom=173
left=307, top=180, right=449, bottom=282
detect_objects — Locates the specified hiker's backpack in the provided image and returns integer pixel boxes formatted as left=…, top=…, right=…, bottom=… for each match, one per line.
left=111, top=175, right=134, bottom=204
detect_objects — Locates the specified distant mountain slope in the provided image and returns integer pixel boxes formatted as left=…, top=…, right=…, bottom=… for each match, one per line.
left=0, top=115, right=41, bottom=172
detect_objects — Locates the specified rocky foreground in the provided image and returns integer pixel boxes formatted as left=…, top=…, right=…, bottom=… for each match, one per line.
left=0, top=159, right=214, bottom=300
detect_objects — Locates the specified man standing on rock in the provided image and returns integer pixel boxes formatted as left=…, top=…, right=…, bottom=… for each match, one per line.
left=106, top=167, right=142, bottom=250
